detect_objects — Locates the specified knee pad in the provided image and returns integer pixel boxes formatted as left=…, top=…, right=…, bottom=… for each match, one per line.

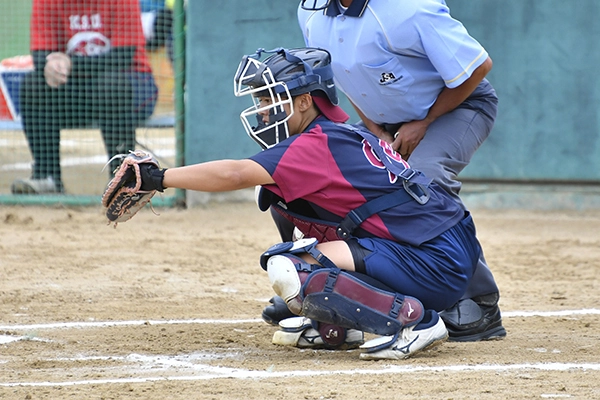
left=266, top=255, right=308, bottom=314
left=261, top=238, right=330, bottom=314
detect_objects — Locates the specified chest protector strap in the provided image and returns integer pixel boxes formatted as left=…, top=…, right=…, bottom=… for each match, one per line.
left=269, top=181, right=428, bottom=242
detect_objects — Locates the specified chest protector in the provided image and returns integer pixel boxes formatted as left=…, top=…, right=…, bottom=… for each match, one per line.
left=257, top=121, right=433, bottom=242
left=259, top=171, right=430, bottom=243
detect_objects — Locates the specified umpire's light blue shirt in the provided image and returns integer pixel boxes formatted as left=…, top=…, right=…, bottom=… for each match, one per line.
left=298, top=0, right=489, bottom=125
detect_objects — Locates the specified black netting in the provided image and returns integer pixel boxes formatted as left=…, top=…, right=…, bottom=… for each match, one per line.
left=1, top=0, right=184, bottom=202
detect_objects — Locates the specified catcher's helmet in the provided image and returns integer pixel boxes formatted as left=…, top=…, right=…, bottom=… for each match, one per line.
left=300, top=0, right=332, bottom=11
left=233, top=47, right=341, bottom=149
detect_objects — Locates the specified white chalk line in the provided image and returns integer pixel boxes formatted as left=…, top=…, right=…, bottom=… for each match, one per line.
left=0, top=318, right=263, bottom=331
left=0, top=149, right=175, bottom=171
left=1, top=308, right=598, bottom=332
left=1, top=309, right=599, bottom=388
left=502, top=308, right=600, bottom=317
left=1, top=362, right=600, bottom=388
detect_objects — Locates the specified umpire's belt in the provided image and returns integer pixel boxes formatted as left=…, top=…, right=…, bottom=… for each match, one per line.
left=383, top=122, right=404, bottom=135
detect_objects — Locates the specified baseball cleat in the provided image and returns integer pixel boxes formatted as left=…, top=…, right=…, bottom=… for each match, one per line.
left=439, top=294, right=507, bottom=342
left=359, top=310, right=448, bottom=360
left=272, top=316, right=364, bottom=350
left=11, top=176, right=63, bottom=194
left=262, top=295, right=295, bottom=326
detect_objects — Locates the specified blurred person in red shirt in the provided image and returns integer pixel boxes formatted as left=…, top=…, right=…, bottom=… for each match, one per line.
left=12, top=0, right=158, bottom=194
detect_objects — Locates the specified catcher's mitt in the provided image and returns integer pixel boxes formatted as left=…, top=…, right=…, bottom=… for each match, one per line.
left=101, top=150, right=166, bottom=226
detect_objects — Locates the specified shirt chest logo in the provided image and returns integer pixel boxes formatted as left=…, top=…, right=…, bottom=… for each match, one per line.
left=69, top=14, right=103, bottom=31
left=379, top=72, right=402, bottom=85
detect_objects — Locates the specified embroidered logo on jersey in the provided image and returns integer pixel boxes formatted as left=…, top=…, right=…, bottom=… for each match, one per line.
left=361, top=138, right=410, bottom=184
left=69, top=14, right=103, bottom=31
left=66, top=32, right=111, bottom=57
left=379, top=72, right=402, bottom=85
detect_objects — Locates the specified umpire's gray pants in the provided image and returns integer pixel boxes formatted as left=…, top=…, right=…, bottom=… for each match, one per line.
left=407, top=105, right=499, bottom=300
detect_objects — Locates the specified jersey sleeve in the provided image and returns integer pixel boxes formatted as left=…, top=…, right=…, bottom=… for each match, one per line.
left=413, top=1, right=488, bottom=88
left=249, top=130, right=333, bottom=202
left=297, top=5, right=313, bottom=47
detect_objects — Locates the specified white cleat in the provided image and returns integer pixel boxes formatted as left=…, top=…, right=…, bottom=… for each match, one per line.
left=11, top=176, right=62, bottom=194
left=359, top=310, right=448, bottom=360
left=273, top=316, right=364, bottom=350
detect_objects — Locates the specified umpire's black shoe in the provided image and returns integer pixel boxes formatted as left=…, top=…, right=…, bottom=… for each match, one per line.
left=439, top=293, right=507, bottom=342
left=262, top=296, right=295, bottom=326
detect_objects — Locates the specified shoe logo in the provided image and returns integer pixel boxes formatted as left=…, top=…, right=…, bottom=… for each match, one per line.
left=396, top=335, right=419, bottom=355
left=325, top=329, right=338, bottom=339
left=407, top=302, right=414, bottom=318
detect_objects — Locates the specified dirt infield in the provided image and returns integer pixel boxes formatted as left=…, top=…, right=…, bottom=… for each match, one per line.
left=1, top=201, right=599, bottom=399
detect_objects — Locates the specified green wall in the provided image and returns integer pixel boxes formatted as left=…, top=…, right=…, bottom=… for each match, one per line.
left=184, top=1, right=357, bottom=164
left=185, top=1, right=600, bottom=183
left=184, top=1, right=300, bottom=164
left=0, top=0, right=31, bottom=60
left=447, top=0, right=600, bottom=182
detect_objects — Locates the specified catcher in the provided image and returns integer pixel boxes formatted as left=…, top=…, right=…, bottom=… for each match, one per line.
left=102, top=47, right=482, bottom=360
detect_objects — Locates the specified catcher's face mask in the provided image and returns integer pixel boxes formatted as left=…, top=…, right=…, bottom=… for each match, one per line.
left=300, top=0, right=332, bottom=11
left=234, top=54, right=294, bottom=150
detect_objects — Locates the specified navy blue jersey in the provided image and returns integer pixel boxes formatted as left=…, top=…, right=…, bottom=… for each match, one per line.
left=249, top=117, right=464, bottom=246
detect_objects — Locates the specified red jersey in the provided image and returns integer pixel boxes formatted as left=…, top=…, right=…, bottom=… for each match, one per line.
left=30, top=0, right=152, bottom=73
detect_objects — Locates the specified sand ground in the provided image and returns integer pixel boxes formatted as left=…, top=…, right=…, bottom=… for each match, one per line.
left=0, top=202, right=599, bottom=399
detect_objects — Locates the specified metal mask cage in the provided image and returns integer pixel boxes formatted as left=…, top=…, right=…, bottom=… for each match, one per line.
left=234, top=56, right=295, bottom=149
left=301, top=0, right=332, bottom=11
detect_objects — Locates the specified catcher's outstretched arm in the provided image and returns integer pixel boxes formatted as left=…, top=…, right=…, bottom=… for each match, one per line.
left=163, top=159, right=274, bottom=192
left=102, top=152, right=274, bottom=226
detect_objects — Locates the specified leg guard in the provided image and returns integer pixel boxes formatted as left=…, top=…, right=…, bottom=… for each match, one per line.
left=263, top=239, right=424, bottom=338
left=301, top=269, right=424, bottom=336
